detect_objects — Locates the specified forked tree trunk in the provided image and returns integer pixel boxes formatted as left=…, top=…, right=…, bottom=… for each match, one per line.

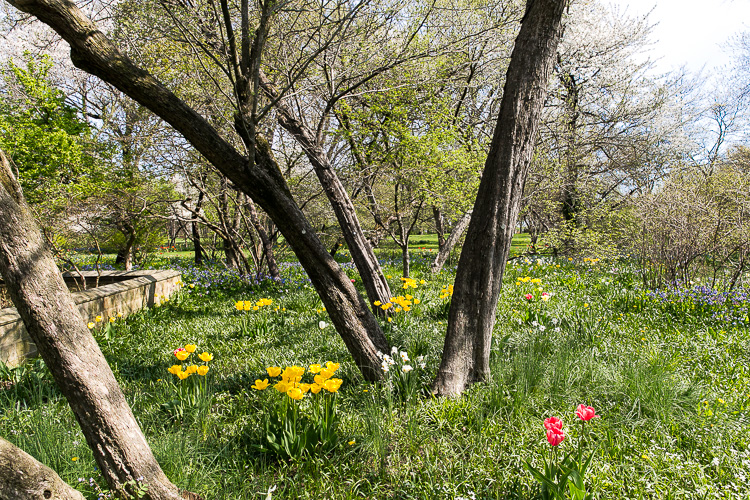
left=5, top=0, right=389, bottom=380
left=0, top=435, right=85, bottom=500
left=432, top=0, right=567, bottom=396
left=430, top=210, right=472, bottom=274
left=0, top=151, right=193, bottom=500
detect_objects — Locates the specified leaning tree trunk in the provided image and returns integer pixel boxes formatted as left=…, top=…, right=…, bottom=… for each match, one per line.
left=259, top=73, right=393, bottom=312
left=0, top=151, right=194, bottom=500
left=5, top=0, right=390, bottom=381
left=432, top=0, right=567, bottom=396
left=430, top=210, right=472, bottom=274
left=0, top=435, right=85, bottom=500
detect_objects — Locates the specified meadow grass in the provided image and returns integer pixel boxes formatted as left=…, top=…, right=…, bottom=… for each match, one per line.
left=1, top=252, right=749, bottom=499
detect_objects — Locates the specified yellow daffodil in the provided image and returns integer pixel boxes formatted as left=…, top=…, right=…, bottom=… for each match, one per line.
left=197, top=366, right=209, bottom=376
left=252, top=379, right=269, bottom=390
left=71, top=457, right=79, bottom=461
left=95, top=315, right=102, bottom=322
left=267, top=366, right=282, bottom=377
left=348, top=440, right=355, bottom=445
left=117, top=312, right=123, bottom=318
left=87, top=322, right=95, bottom=329
left=198, top=352, right=213, bottom=362
left=287, top=387, right=304, bottom=400
left=184, top=344, right=197, bottom=353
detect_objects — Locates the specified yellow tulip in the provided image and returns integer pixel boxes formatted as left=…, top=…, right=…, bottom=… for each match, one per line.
left=314, top=374, right=327, bottom=385
left=325, top=361, right=340, bottom=372
left=299, top=383, right=312, bottom=393
left=198, top=352, right=213, bottom=362
left=186, top=365, right=198, bottom=374
left=274, top=381, right=291, bottom=393
left=168, top=365, right=182, bottom=375
left=308, top=364, right=322, bottom=374
left=177, top=371, right=189, bottom=380
left=235, top=301, right=244, bottom=310
left=95, top=315, right=102, bottom=322
left=175, top=350, right=190, bottom=361
left=197, top=366, right=209, bottom=376
left=87, top=322, right=95, bottom=329
left=323, top=378, right=342, bottom=393
left=319, top=368, right=334, bottom=379
left=252, top=379, right=269, bottom=390
left=287, top=387, right=304, bottom=400
left=184, top=344, right=197, bottom=353
left=310, top=383, right=323, bottom=394
left=267, top=366, right=282, bottom=377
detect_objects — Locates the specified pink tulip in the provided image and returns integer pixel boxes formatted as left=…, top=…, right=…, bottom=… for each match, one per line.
left=546, top=428, right=565, bottom=446
left=544, top=416, right=563, bottom=431
left=575, top=404, right=599, bottom=421
left=524, top=294, right=533, bottom=301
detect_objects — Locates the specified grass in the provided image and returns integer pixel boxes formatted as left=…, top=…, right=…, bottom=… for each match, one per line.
left=2, top=252, right=750, bottom=499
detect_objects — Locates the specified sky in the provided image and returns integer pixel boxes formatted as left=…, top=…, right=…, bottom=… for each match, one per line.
left=607, top=0, right=750, bottom=75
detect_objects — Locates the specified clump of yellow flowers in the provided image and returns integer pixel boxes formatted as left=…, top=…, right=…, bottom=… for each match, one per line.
left=252, top=361, right=342, bottom=399
left=439, top=284, right=454, bottom=299
left=168, top=344, right=213, bottom=380
left=235, top=297, right=273, bottom=311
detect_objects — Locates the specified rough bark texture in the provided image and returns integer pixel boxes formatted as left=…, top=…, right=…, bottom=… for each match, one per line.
left=432, top=0, right=567, bottom=396
left=0, top=151, right=188, bottom=499
left=0, top=436, right=85, bottom=500
left=430, top=210, right=472, bottom=274
left=3, top=0, right=389, bottom=380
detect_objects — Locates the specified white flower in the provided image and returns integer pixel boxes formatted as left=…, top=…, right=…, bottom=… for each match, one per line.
left=552, top=318, right=559, bottom=325
left=400, top=351, right=410, bottom=362
left=318, top=321, right=328, bottom=329
left=416, top=355, right=424, bottom=363
left=532, top=320, right=539, bottom=327
left=376, top=351, right=384, bottom=359
left=402, top=365, right=413, bottom=373
left=391, top=346, right=399, bottom=354
left=419, top=363, right=426, bottom=369
left=554, top=327, right=561, bottom=333
left=539, top=325, right=546, bottom=331
left=381, top=362, right=390, bottom=372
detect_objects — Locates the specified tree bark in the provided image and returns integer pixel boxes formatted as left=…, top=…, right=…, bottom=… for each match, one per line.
left=430, top=210, right=472, bottom=274
left=0, top=436, right=85, bottom=500
left=247, top=198, right=279, bottom=279
left=259, top=73, right=393, bottom=311
left=192, top=183, right=205, bottom=265
left=433, top=206, right=446, bottom=250
left=432, top=0, right=567, bottom=396
left=0, top=151, right=191, bottom=499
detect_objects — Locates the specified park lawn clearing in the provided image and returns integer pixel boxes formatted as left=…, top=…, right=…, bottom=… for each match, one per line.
left=1, top=254, right=749, bottom=499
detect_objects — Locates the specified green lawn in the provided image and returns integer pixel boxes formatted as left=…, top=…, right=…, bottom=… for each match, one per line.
left=2, top=255, right=749, bottom=499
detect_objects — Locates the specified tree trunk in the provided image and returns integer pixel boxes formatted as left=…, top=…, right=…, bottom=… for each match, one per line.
left=0, top=435, right=86, bottom=500
left=6, top=0, right=389, bottom=381
left=433, top=206, right=446, bottom=250
left=247, top=198, right=279, bottom=279
left=0, top=151, right=192, bottom=500
left=192, top=187, right=205, bottom=265
left=432, top=0, right=566, bottom=396
left=401, top=244, right=410, bottom=278
left=430, top=210, right=472, bottom=274
left=259, top=73, right=393, bottom=311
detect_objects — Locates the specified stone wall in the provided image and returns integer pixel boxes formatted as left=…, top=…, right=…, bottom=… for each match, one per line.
left=0, top=270, right=182, bottom=367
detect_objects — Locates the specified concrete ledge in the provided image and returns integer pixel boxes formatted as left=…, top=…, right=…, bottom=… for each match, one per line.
left=0, top=270, right=182, bottom=367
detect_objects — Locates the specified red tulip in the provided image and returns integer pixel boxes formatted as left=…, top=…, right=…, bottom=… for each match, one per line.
left=546, top=428, right=565, bottom=446
left=524, top=293, right=533, bottom=301
left=575, top=404, right=599, bottom=421
left=544, top=416, right=563, bottom=431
